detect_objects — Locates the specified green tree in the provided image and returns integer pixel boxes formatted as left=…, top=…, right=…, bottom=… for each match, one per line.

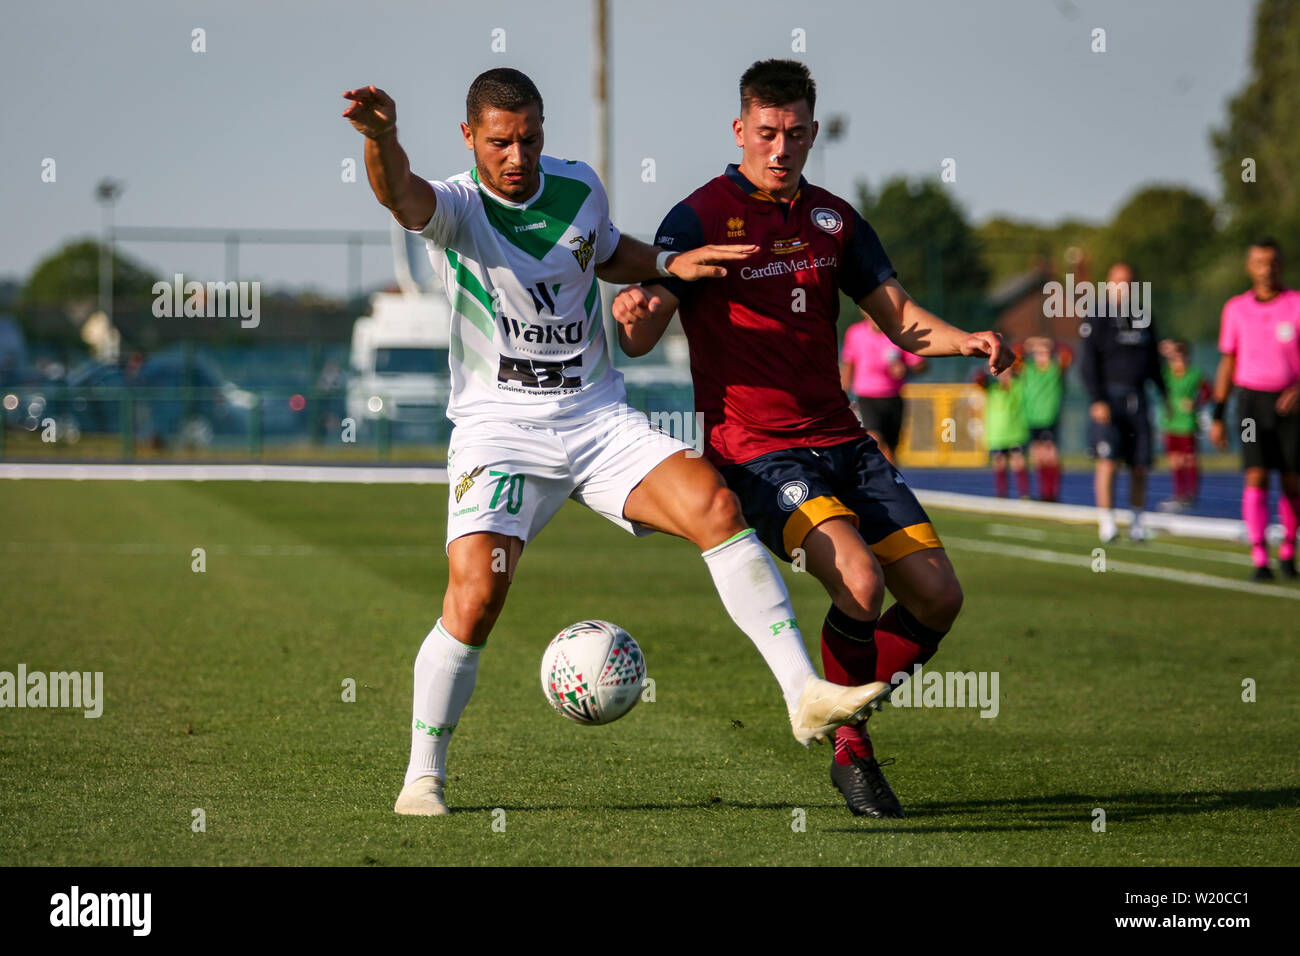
left=856, top=177, right=989, bottom=326
left=1211, top=0, right=1300, bottom=221
left=1095, top=185, right=1218, bottom=287
left=976, top=217, right=1104, bottom=288
left=1210, top=0, right=1300, bottom=268
left=21, top=238, right=159, bottom=307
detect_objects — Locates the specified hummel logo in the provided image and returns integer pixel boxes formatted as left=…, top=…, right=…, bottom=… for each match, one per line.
left=515, top=220, right=547, bottom=233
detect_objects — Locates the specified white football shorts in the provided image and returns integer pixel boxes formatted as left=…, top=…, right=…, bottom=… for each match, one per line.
left=444, top=401, right=692, bottom=550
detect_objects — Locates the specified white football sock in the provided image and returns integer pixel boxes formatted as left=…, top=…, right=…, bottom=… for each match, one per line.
left=702, top=529, right=814, bottom=710
left=405, top=618, right=482, bottom=786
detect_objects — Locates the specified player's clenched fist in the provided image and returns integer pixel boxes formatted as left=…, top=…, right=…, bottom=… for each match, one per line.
left=342, top=86, right=398, bottom=139
left=613, top=286, right=663, bottom=330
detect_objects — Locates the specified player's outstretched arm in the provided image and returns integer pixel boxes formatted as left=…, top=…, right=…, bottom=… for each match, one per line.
left=596, top=235, right=757, bottom=284
left=859, top=278, right=1013, bottom=374
left=342, top=86, right=436, bottom=230
left=612, top=284, right=679, bottom=358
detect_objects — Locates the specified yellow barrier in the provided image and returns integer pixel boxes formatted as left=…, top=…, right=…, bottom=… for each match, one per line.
left=890, top=383, right=987, bottom=467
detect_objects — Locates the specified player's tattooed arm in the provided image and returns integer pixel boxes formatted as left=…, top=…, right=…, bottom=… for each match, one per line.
left=342, top=86, right=437, bottom=230
left=612, top=284, right=679, bottom=357
left=596, top=235, right=758, bottom=283
left=859, top=278, right=1013, bottom=374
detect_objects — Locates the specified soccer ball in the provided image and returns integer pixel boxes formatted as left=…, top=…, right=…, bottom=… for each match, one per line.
left=540, top=620, right=646, bottom=725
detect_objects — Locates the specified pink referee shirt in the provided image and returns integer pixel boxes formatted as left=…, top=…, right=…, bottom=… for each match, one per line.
left=841, top=320, right=924, bottom=398
left=1218, top=289, right=1300, bottom=391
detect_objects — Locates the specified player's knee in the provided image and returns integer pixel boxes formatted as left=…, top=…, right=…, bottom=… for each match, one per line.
left=699, top=485, right=747, bottom=545
left=912, top=565, right=963, bottom=631
left=446, top=575, right=509, bottom=636
left=834, top=557, right=886, bottom=619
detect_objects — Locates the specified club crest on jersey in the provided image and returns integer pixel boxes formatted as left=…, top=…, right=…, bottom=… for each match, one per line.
left=726, top=216, right=746, bottom=238
left=570, top=230, right=596, bottom=271
left=1278, top=322, right=1295, bottom=342
left=811, top=207, right=843, bottom=235
left=777, top=480, right=809, bottom=512
left=454, top=464, right=487, bottom=503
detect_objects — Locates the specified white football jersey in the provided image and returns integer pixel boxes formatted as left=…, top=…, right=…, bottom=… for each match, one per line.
left=411, top=156, right=625, bottom=424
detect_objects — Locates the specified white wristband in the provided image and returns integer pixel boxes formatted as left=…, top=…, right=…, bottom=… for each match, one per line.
left=655, top=250, right=675, bottom=277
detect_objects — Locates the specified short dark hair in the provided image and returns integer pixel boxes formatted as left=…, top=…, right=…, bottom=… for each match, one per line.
left=740, top=59, right=816, bottom=117
left=1250, top=236, right=1282, bottom=256
left=466, top=68, right=543, bottom=125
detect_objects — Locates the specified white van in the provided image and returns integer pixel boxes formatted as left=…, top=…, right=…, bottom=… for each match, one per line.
left=345, top=290, right=452, bottom=429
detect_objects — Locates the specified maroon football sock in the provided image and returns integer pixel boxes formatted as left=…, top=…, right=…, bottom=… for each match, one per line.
left=993, top=468, right=1008, bottom=497
left=833, top=722, right=874, bottom=764
left=874, top=603, right=946, bottom=684
left=1171, top=465, right=1187, bottom=499
left=819, top=604, right=878, bottom=687
left=1014, top=466, right=1030, bottom=498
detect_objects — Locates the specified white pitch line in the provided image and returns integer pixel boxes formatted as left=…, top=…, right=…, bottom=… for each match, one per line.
left=943, top=535, right=1300, bottom=601
left=986, top=523, right=1255, bottom=567
left=0, top=463, right=449, bottom=483
left=913, top=487, right=1275, bottom=543
left=0, top=542, right=439, bottom=557
left=986, top=523, right=1049, bottom=541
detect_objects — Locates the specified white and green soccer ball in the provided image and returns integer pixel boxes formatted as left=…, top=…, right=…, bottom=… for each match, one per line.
left=541, top=620, right=646, bottom=725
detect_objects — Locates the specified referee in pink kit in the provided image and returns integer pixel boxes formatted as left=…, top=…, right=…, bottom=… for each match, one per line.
left=1210, top=238, right=1300, bottom=580
left=840, top=315, right=927, bottom=465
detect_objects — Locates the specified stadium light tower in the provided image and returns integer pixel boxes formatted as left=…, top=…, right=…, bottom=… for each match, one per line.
left=95, top=178, right=125, bottom=321
left=594, top=0, right=617, bottom=357
left=811, top=114, right=847, bottom=187
left=593, top=0, right=609, bottom=202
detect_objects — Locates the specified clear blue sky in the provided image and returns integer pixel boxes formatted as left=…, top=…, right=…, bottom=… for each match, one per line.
left=1, top=0, right=1255, bottom=295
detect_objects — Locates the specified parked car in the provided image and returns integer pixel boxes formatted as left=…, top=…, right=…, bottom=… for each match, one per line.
left=52, top=351, right=259, bottom=446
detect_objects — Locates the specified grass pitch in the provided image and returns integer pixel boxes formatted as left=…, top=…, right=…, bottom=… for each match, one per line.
left=0, top=479, right=1296, bottom=866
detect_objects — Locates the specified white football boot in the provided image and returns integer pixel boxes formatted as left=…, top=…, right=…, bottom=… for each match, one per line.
left=789, top=675, right=894, bottom=749
left=394, top=776, right=449, bottom=816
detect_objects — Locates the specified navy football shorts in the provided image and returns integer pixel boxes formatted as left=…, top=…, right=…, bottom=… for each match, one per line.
left=719, top=435, right=944, bottom=565
left=1088, top=390, right=1153, bottom=468
left=857, top=395, right=905, bottom=451
left=1235, top=387, right=1300, bottom=472
left=1028, top=420, right=1059, bottom=444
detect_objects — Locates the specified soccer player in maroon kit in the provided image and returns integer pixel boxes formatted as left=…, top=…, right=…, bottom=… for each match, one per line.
left=613, top=60, right=1012, bottom=817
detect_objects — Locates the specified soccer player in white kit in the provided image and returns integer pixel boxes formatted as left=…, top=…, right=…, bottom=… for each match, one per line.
left=342, top=69, right=892, bottom=815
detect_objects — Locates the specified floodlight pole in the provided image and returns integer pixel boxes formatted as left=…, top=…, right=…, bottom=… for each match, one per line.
left=594, top=0, right=618, bottom=358
left=593, top=0, right=609, bottom=202
left=96, top=179, right=124, bottom=321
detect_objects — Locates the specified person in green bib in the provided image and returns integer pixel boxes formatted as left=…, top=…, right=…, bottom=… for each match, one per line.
left=975, top=347, right=1030, bottom=498
left=1021, top=337, right=1072, bottom=501
left=1157, top=339, right=1212, bottom=511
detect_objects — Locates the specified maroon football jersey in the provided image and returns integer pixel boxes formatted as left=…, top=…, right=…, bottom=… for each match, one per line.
left=654, top=164, right=897, bottom=467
